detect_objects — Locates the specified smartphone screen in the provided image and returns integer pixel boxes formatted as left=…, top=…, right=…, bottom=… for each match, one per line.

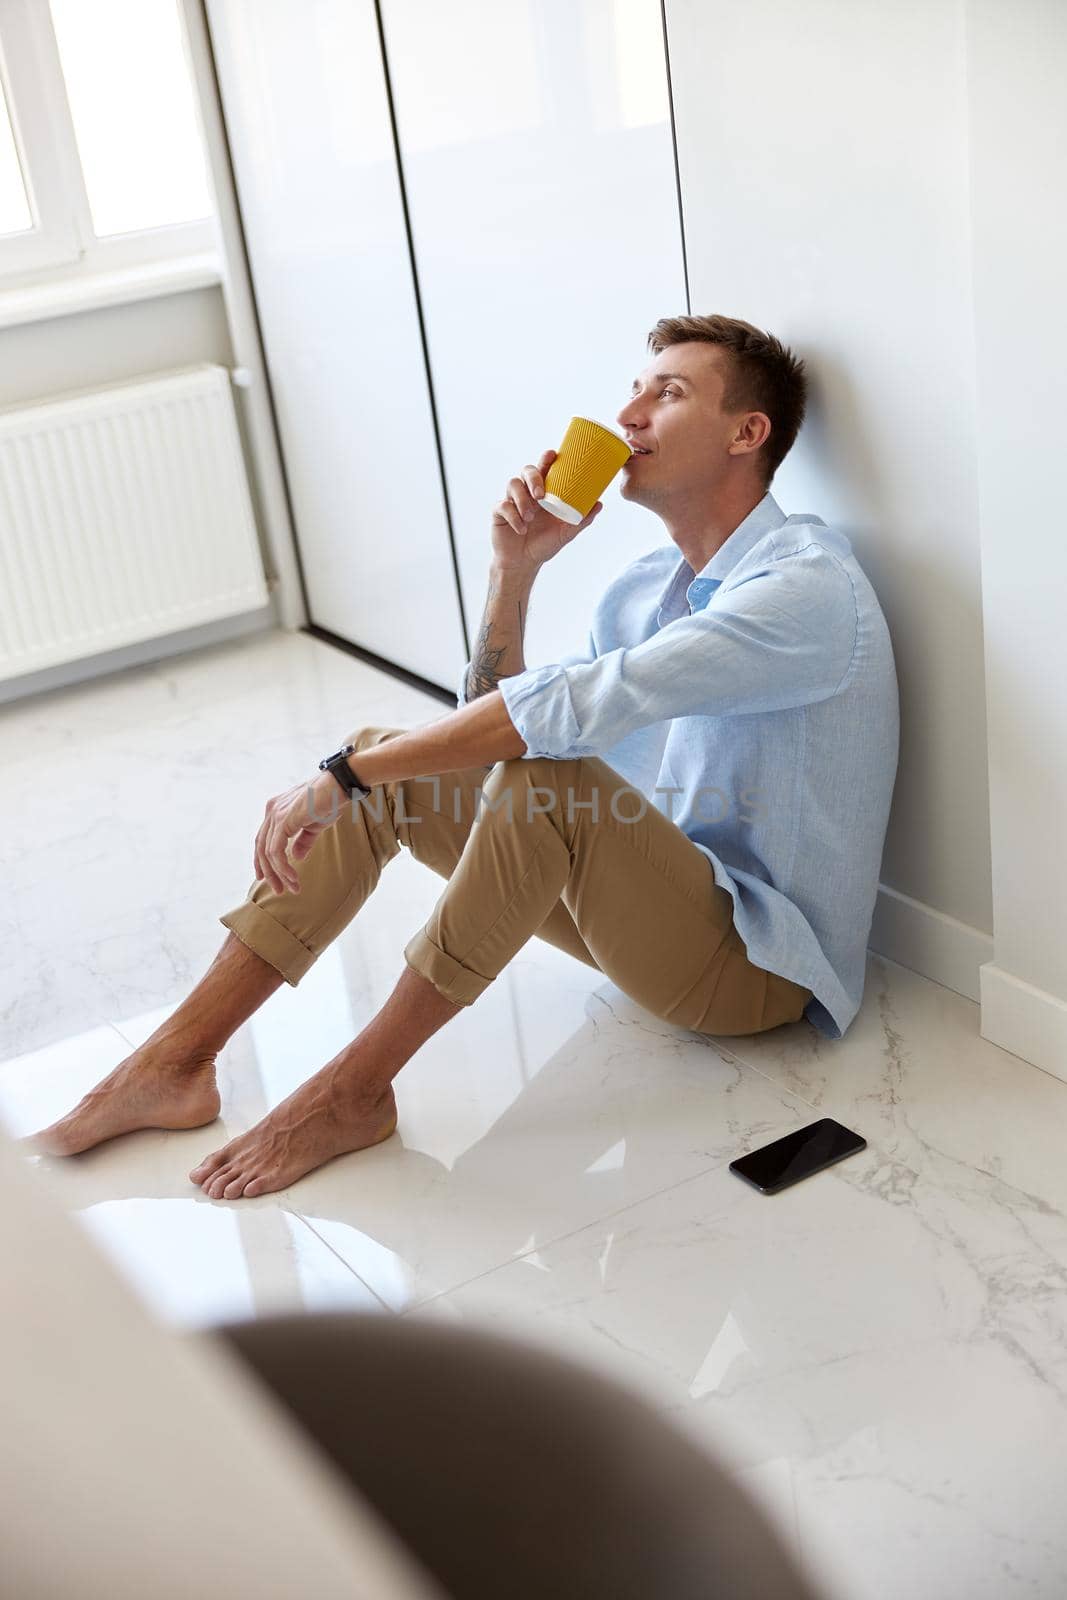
left=729, top=1118, right=866, bottom=1195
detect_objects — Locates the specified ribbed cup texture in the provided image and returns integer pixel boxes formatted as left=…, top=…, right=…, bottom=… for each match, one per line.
left=544, top=417, right=632, bottom=517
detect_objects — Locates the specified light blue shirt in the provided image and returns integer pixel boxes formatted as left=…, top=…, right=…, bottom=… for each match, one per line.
left=459, top=492, right=899, bottom=1039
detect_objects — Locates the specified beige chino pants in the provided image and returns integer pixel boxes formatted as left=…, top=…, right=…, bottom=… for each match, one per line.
left=220, top=725, right=812, bottom=1038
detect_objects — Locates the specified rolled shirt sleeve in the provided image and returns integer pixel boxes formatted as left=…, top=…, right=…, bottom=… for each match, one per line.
left=498, top=555, right=858, bottom=760
left=458, top=630, right=597, bottom=721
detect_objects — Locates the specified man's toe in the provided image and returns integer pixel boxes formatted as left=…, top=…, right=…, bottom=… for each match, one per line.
left=190, top=1147, right=231, bottom=1182
left=204, top=1164, right=239, bottom=1197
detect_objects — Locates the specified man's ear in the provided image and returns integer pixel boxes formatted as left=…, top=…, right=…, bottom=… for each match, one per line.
left=728, top=411, right=772, bottom=458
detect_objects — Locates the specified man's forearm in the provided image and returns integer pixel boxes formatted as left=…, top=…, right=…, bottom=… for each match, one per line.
left=341, top=689, right=527, bottom=791
left=464, top=563, right=538, bottom=700
left=334, top=563, right=540, bottom=794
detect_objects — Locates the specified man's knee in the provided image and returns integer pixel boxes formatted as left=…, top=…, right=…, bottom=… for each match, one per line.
left=480, top=755, right=586, bottom=825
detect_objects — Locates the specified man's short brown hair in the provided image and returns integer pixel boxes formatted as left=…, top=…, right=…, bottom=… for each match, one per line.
left=647, top=314, right=807, bottom=485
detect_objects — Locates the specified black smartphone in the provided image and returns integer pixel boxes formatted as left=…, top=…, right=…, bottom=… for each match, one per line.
left=729, top=1118, right=866, bottom=1195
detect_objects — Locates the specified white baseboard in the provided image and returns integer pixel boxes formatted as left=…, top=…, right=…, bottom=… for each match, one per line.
left=870, top=882, right=1067, bottom=1079
left=979, top=964, right=1067, bottom=1083
left=868, top=880, right=994, bottom=1004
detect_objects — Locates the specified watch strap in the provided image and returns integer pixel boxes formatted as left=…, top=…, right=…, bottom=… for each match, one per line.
left=319, top=744, right=372, bottom=798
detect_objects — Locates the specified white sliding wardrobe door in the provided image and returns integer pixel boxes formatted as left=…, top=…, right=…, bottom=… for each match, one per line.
left=206, top=0, right=467, bottom=687
left=380, top=0, right=686, bottom=668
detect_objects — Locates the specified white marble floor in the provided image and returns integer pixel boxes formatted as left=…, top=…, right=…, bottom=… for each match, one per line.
left=2, top=628, right=1064, bottom=1600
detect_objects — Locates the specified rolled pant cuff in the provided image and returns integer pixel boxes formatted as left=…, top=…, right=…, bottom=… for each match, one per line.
left=403, top=928, right=489, bottom=1006
left=220, top=901, right=317, bottom=986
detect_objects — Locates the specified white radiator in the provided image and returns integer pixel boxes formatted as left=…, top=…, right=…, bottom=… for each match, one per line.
left=0, top=364, right=270, bottom=682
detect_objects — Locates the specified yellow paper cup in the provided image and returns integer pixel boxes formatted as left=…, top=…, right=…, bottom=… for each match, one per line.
left=541, top=417, right=633, bottom=525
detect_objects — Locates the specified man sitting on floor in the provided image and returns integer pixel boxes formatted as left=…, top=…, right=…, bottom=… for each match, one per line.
left=27, top=313, right=899, bottom=1200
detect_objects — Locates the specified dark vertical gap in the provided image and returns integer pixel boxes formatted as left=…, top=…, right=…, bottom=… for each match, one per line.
left=659, top=0, right=692, bottom=315
left=372, top=0, right=472, bottom=660
left=199, top=5, right=315, bottom=628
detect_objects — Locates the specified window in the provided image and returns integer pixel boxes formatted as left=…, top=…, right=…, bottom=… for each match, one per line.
left=0, top=0, right=216, bottom=287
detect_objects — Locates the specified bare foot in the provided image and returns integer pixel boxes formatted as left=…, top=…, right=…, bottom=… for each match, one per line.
left=24, top=1043, right=221, bottom=1157
left=189, top=1061, right=397, bottom=1200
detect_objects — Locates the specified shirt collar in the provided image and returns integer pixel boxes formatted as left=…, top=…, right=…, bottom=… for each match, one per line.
left=656, top=491, right=786, bottom=624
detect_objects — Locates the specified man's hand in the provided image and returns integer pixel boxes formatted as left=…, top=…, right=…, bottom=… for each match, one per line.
left=253, top=690, right=527, bottom=895
left=491, top=448, right=603, bottom=578
left=254, top=772, right=345, bottom=896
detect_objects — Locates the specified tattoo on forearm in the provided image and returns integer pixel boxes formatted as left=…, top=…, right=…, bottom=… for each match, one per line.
left=465, top=581, right=525, bottom=701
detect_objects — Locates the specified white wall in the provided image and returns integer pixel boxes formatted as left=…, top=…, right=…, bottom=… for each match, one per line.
left=379, top=0, right=686, bottom=676
left=666, top=0, right=994, bottom=1001
left=205, top=0, right=687, bottom=692
left=0, top=286, right=230, bottom=410
left=205, top=0, right=468, bottom=688
left=666, top=0, right=1067, bottom=1068
left=966, top=0, right=1067, bottom=1074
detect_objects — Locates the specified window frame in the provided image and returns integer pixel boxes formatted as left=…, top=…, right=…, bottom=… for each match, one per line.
left=0, top=0, right=215, bottom=289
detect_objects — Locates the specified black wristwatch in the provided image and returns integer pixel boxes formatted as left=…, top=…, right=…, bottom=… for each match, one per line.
left=318, top=743, right=373, bottom=799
